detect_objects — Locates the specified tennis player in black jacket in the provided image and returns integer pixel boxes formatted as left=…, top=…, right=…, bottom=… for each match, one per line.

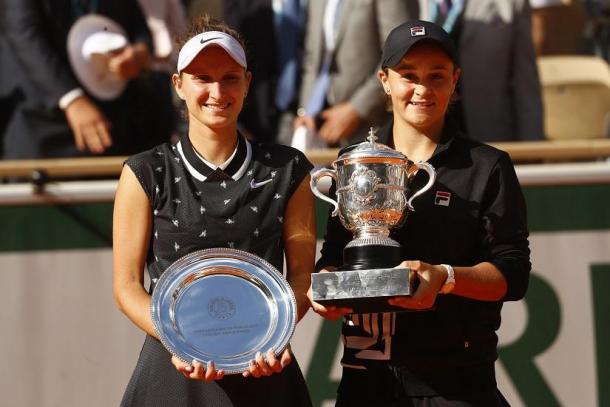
left=310, top=20, right=531, bottom=407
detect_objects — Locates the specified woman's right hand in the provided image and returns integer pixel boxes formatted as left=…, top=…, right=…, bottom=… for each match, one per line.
left=307, top=267, right=353, bottom=320
left=172, top=355, right=225, bottom=382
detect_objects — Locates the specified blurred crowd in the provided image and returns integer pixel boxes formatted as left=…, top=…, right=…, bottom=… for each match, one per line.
left=0, top=0, right=609, bottom=161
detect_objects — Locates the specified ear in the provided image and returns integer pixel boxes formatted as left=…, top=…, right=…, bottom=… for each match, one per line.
left=377, top=69, right=389, bottom=93
left=452, top=67, right=461, bottom=90
left=244, top=70, right=252, bottom=97
left=172, top=73, right=185, bottom=100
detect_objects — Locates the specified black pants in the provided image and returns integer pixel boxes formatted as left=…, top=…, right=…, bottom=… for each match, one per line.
left=335, top=367, right=510, bottom=407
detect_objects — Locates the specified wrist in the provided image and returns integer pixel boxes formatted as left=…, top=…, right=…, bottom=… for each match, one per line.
left=59, top=88, right=85, bottom=110
left=439, top=264, right=455, bottom=294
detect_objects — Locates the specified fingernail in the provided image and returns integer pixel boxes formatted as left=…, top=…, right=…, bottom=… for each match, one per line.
left=256, top=351, right=262, bottom=359
left=184, top=366, right=193, bottom=373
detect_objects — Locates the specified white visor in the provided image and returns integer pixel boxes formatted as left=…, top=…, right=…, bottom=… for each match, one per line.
left=177, top=31, right=247, bottom=73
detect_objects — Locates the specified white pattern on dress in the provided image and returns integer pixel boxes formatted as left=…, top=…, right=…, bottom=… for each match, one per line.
left=155, top=166, right=163, bottom=173
left=224, top=199, right=231, bottom=205
left=271, top=171, right=277, bottom=178
left=174, top=177, right=181, bottom=183
left=274, top=193, right=282, bottom=199
left=254, top=228, right=259, bottom=236
left=226, top=218, right=235, bottom=224
left=200, top=205, right=206, bottom=214
left=174, top=242, right=180, bottom=251
left=172, top=199, right=181, bottom=204
left=199, top=230, right=207, bottom=237
left=220, top=181, right=227, bottom=189
left=277, top=216, right=283, bottom=223
left=228, top=242, right=235, bottom=248
left=172, top=219, right=179, bottom=227
left=250, top=206, right=258, bottom=213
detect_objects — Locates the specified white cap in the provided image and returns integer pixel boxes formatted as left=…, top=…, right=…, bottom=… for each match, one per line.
left=66, top=14, right=129, bottom=100
left=177, top=31, right=247, bottom=73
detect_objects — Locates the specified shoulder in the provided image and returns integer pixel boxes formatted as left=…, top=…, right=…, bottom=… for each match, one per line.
left=250, top=141, right=313, bottom=170
left=450, top=136, right=512, bottom=167
left=126, top=142, right=174, bottom=168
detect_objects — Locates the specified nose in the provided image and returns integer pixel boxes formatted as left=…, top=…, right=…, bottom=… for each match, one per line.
left=414, top=83, right=431, bottom=97
left=208, top=81, right=223, bottom=99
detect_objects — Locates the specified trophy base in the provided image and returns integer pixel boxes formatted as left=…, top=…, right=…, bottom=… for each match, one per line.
left=311, top=267, right=412, bottom=313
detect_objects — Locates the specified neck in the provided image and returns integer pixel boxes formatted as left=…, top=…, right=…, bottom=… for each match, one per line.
left=187, top=118, right=239, bottom=166
left=391, top=118, right=444, bottom=162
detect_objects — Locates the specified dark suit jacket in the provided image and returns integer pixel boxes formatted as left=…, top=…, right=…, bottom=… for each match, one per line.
left=224, top=0, right=302, bottom=142
left=0, top=0, right=173, bottom=158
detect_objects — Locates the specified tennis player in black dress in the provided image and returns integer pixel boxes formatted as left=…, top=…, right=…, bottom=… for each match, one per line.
left=113, top=16, right=315, bottom=407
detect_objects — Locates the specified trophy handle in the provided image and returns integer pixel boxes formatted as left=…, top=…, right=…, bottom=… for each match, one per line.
left=406, top=162, right=436, bottom=211
left=310, top=168, right=340, bottom=216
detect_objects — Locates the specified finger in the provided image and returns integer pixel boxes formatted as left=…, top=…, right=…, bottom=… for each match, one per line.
left=247, top=359, right=261, bottom=378
left=73, top=127, right=86, bottom=151
left=203, top=360, right=217, bottom=382
left=265, top=349, right=282, bottom=373
left=255, top=351, right=272, bottom=376
left=82, top=129, right=105, bottom=154
left=280, top=348, right=292, bottom=368
left=190, top=359, right=204, bottom=380
left=95, top=121, right=113, bottom=148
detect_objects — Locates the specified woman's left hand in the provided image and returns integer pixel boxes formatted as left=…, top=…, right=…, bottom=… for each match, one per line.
left=388, top=260, right=447, bottom=310
left=242, top=347, right=292, bottom=378
left=172, top=355, right=225, bottom=382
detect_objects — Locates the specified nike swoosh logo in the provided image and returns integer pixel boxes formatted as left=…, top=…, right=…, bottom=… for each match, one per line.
left=200, top=36, right=223, bottom=44
left=250, top=178, right=273, bottom=189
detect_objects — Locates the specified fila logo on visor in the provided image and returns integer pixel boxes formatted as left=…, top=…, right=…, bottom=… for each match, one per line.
left=410, top=27, right=426, bottom=37
left=435, top=191, right=451, bottom=206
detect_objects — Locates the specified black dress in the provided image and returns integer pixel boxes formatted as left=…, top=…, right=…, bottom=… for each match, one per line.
left=121, top=135, right=313, bottom=407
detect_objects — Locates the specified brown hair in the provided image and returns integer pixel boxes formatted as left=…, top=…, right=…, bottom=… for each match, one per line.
left=176, top=14, right=247, bottom=54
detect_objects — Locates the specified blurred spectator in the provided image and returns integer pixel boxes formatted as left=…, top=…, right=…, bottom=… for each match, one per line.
left=417, top=0, right=544, bottom=142
left=137, top=0, right=188, bottom=73
left=291, top=0, right=410, bottom=147
left=0, top=0, right=174, bottom=159
left=530, top=0, right=586, bottom=55
left=223, top=0, right=306, bottom=143
left=584, top=0, right=610, bottom=61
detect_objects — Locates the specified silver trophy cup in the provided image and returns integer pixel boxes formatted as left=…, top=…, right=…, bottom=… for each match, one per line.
left=310, top=129, right=436, bottom=312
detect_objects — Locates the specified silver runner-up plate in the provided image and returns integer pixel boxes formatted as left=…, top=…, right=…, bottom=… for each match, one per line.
left=151, top=248, right=297, bottom=374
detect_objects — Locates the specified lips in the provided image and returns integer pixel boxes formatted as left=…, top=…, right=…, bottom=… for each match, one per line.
left=204, top=102, right=231, bottom=112
left=409, top=101, right=434, bottom=107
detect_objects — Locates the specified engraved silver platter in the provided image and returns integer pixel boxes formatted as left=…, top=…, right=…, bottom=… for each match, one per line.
left=151, top=248, right=297, bottom=374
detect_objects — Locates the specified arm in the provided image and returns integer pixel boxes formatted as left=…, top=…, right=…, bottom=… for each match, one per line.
left=283, top=174, right=317, bottom=321
left=1, top=0, right=78, bottom=108
left=512, top=0, right=545, bottom=140
left=391, top=153, right=531, bottom=310
left=112, top=165, right=156, bottom=338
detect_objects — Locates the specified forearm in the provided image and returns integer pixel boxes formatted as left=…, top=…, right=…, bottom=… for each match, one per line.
left=450, top=262, right=507, bottom=301
left=288, top=272, right=312, bottom=321
left=113, top=278, right=158, bottom=338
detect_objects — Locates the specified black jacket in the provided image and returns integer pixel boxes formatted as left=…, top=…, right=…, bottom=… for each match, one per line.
left=0, top=0, right=173, bottom=158
left=316, top=118, right=531, bottom=395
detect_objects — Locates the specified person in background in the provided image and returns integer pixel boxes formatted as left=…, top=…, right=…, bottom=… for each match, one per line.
left=0, top=0, right=173, bottom=159
left=290, top=0, right=410, bottom=147
left=224, top=0, right=306, bottom=144
left=530, top=0, right=587, bottom=55
left=113, top=15, right=316, bottom=407
left=412, top=0, right=544, bottom=142
left=310, top=20, right=531, bottom=406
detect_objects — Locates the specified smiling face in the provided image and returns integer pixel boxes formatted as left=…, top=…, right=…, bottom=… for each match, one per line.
left=172, top=46, right=251, bottom=134
left=379, top=41, right=460, bottom=136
